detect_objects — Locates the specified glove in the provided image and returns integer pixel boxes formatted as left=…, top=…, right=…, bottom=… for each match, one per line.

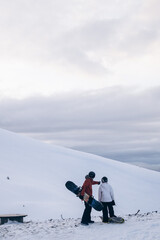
left=98, top=181, right=100, bottom=185
left=79, top=195, right=84, bottom=200
left=111, top=200, right=115, bottom=206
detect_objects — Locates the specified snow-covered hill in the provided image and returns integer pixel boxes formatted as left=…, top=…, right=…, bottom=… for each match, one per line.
left=0, top=128, right=160, bottom=222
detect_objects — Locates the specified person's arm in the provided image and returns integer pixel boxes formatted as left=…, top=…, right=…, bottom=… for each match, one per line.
left=110, top=185, right=116, bottom=205
left=98, top=186, right=102, bottom=202
left=92, top=180, right=100, bottom=185
left=110, top=185, right=114, bottom=201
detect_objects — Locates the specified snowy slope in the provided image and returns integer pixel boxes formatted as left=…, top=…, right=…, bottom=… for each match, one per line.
left=0, top=128, right=160, bottom=222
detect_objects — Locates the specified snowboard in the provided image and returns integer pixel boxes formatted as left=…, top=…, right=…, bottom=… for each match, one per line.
left=65, top=181, right=103, bottom=211
left=100, top=216, right=124, bottom=223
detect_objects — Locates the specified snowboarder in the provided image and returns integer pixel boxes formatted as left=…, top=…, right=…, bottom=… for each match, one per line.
left=98, top=176, right=115, bottom=223
left=80, top=171, right=100, bottom=225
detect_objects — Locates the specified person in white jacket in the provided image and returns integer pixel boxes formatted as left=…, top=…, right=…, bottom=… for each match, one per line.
left=98, top=176, right=115, bottom=222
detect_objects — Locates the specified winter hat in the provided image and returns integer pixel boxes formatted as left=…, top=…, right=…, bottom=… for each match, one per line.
left=88, top=171, right=95, bottom=179
left=101, top=176, right=108, bottom=183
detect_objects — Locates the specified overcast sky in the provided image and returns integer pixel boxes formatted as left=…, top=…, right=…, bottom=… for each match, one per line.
left=0, top=0, right=160, bottom=171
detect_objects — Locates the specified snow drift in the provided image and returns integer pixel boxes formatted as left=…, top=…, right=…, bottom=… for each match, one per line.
left=0, top=128, right=160, bottom=221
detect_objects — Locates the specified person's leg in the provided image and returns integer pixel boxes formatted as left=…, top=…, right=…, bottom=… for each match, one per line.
left=87, top=205, right=94, bottom=223
left=108, top=202, right=114, bottom=217
left=81, top=202, right=92, bottom=224
left=101, top=202, right=108, bottom=222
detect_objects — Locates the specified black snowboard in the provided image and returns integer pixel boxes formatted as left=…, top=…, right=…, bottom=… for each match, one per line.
left=65, top=181, right=103, bottom=211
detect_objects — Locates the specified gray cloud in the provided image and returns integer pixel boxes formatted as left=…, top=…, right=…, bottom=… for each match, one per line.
left=1, top=87, right=159, bottom=130
left=50, top=0, right=160, bottom=72
left=1, top=0, right=160, bottom=75
left=0, top=86, right=160, bottom=171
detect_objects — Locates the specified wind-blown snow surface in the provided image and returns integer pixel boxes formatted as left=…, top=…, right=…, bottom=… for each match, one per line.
left=0, top=128, right=160, bottom=223
left=1, top=212, right=160, bottom=240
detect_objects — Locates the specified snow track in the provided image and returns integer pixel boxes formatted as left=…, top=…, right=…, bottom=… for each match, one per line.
left=0, top=212, right=160, bottom=240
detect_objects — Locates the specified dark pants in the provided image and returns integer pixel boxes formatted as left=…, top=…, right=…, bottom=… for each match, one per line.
left=101, top=202, right=114, bottom=222
left=81, top=202, right=92, bottom=223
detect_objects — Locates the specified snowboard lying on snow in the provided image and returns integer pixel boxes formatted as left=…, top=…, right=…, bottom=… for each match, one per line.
left=100, top=216, right=125, bottom=223
left=65, top=181, right=103, bottom=211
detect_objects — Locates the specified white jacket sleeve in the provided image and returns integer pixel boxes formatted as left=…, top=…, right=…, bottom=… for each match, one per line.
left=98, top=186, right=102, bottom=202
left=110, top=185, right=114, bottom=201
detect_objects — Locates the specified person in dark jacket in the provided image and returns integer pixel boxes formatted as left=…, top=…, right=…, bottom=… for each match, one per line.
left=80, top=171, right=100, bottom=225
